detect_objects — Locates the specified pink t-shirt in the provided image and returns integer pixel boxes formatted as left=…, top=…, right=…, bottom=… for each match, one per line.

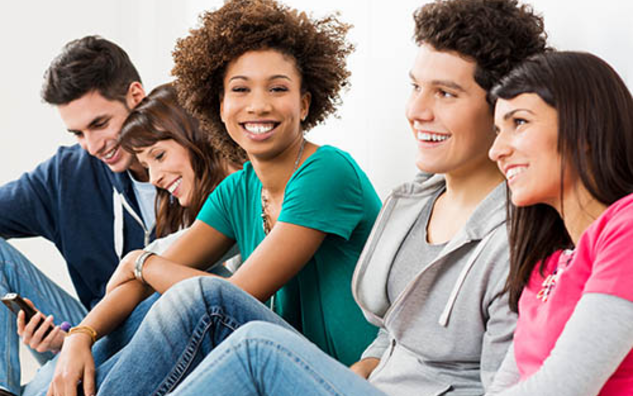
left=514, top=193, right=633, bottom=395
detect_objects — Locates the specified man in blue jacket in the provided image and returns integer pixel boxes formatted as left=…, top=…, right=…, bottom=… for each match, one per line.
left=0, top=36, right=156, bottom=396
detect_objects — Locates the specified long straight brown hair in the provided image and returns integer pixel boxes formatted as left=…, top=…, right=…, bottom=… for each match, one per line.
left=120, top=83, right=237, bottom=237
left=491, top=52, right=633, bottom=312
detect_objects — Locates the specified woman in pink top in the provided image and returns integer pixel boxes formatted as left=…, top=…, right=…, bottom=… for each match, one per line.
left=488, top=51, right=633, bottom=396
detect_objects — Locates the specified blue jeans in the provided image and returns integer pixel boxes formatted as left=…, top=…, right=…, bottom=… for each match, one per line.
left=170, top=321, right=387, bottom=396
left=93, top=277, right=292, bottom=396
left=0, top=239, right=87, bottom=395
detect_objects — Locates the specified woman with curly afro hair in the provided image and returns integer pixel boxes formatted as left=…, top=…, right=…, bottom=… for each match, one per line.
left=41, top=1, right=382, bottom=396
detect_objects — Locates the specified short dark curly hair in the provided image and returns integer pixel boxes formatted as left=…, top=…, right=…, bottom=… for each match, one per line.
left=414, top=0, right=549, bottom=100
left=172, top=0, right=353, bottom=162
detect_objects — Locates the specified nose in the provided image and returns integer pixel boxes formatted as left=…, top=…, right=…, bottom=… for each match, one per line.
left=488, top=130, right=511, bottom=162
left=405, top=89, right=434, bottom=123
left=246, top=89, right=272, bottom=114
left=84, top=133, right=103, bottom=157
left=148, top=166, right=164, bottom=188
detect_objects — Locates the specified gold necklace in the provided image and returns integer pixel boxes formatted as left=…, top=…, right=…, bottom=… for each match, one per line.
left=261, top=139, right=306, bottom=235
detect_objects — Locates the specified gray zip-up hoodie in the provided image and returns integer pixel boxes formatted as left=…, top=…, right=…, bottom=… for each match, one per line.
left=352, top=174, right=516, bottom=396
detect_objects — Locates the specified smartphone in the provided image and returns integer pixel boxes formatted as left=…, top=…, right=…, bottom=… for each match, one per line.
left=2, top=293, right=52, bottom=337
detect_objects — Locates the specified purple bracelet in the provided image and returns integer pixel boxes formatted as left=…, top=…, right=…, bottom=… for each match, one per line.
left=60, top=321, right=72, bottom=332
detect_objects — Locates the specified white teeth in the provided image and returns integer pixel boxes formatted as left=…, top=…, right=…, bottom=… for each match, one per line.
left=506, top=167, right=527, bottom=180
left=103, top=147, right=117, bottom=160
left=417, top=131, right=450, bottom=142
left=244, top=123, right=276, bottom=134
left=167, top=177, right=182, bottom=194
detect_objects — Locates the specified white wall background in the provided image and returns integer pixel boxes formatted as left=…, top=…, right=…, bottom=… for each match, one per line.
left=1, top=0, right=632, bottom=382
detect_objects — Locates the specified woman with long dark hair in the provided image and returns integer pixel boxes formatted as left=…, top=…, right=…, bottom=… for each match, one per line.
left=118, top=83, right=240, bottom=239
left=488, top=51, right=633, bottom=395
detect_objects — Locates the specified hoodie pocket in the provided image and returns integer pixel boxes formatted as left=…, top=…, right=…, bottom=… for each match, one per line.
left=369, top=342, right=452, bottom=396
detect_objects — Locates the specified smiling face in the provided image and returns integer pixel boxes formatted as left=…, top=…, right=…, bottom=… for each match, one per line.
left=490, top=93, right=568, bottom=208
left=220, top=49, right=310, bottom=162
left=57, top=83, right=146, bottom=177
left=405, top=44, right=496, bottom=177
left=136, top=139, right=196, bottom=207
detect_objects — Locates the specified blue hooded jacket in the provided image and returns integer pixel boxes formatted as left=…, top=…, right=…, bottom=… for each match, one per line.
left=0, top=144, right=155, bottom=309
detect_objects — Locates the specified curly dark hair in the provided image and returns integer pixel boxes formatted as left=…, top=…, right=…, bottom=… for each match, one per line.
left=172, top=0, right=353, bottom=162
left=414, top=0, right=549, bottom=100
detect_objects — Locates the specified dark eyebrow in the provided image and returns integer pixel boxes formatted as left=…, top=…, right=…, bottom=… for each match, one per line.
left=228, top=75, right=292, bottom=83
left=88, top=115, right=110, bottom=128
left=67, top=115, right=110, bottom=134
left=430, top=79, right=466, bottom=93
left=407, top=72, right=466, bottom=92
left=503, top=108, right=535, bottom=121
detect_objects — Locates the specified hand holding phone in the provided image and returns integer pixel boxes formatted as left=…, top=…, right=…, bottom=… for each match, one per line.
left=2, top=293, right=38, bottom=321
left=2, top=292, right=55, bottom=342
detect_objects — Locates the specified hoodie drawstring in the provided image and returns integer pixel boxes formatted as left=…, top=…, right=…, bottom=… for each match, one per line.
left=113, top=188, right=153, bottom=260
left=113, top=190, right=124, bottom=260
left=438, top=231, right=494, bottom=327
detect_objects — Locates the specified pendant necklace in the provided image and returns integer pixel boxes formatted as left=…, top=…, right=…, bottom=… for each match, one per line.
left=261, top=139, right=306, bottom=235
left=536, top=248, right=574, bottom=302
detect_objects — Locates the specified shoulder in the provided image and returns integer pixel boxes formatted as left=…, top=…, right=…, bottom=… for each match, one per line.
left=31, top=144, right=111, bottom=188
left=302, top=146, right=361, bottom=173
left=53, top=144, right=96, bottom=166
left=596, top=193, right=633, bottom=229
left=293, top=146, right=370, bottom=186
left=216, top=162, right=255, bottom=192
left=291, top=146, right=377, bottom=200
left=390, top=173, right=446, bottom=197
left=584, top=193, right=633, bottom=247
left=208, top=162, right=256, bottom=207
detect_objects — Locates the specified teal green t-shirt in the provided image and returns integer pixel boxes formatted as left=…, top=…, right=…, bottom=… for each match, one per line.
left=197, top=145, right=380, bottom=364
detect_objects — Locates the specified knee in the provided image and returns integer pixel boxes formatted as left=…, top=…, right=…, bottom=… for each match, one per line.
left=232, top=321, right=295, bottom=345
left=163, top=276, right=231, bottom=301
left=155, top=276, right=231, bottom=314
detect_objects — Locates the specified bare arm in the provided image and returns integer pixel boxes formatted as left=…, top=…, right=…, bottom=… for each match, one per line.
left=143, top=220, right=326, bottom=301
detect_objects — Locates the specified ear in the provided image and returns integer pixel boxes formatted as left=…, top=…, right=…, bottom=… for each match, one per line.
left=300, top=92, right=311, bottom=122
left=126, top=82, right=146, bottom=109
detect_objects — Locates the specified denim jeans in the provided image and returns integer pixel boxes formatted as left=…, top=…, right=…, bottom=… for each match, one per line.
left=170, top=321, right=387, bottom=396
left=94, top=277, right=292, bottom=396
left=0, top=239, right=87, bottom=396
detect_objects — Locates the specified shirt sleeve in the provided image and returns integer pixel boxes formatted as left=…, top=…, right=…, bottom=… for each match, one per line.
left=361, top=327, right=391, bottom=360
left=278, top=149, right=365, bottom=240
left=489, top=293, right=633, bottom=396
left=584, top=201, right=633, bottom=302
left=196, top=173, right=240, bottom=240
left=0, top=154, right=60, bottom=240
